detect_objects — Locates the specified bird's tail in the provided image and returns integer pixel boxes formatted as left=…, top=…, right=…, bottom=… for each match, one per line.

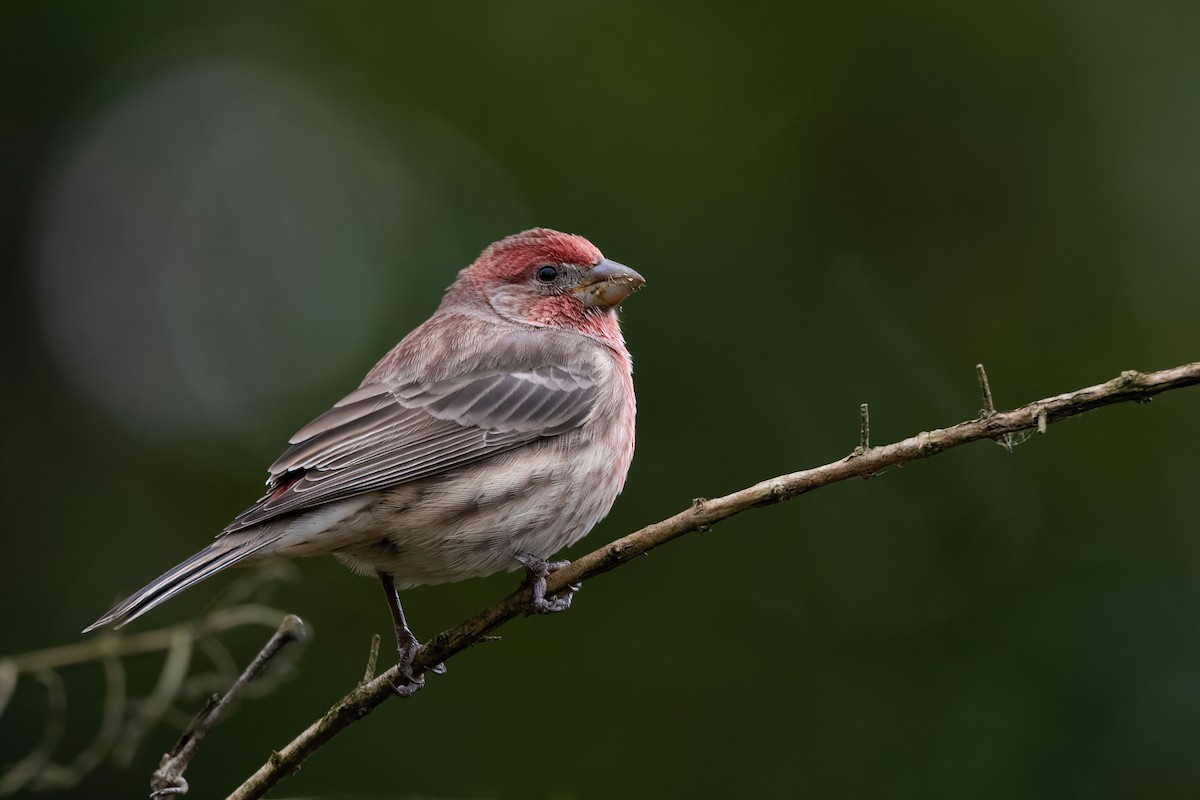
left=83, top=531, right=282, bottom=633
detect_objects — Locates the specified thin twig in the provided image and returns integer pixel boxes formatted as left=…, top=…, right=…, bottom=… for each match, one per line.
left=976, top=363, right=997, bottom=415
left=228, top=361, right=1200, bottom=800
left=360, top=635, right=381, bottom=686
left=151, top=615, right=307, bottom=797
left=852, top=402, right=871, bottom=455
left=977, top=363, right=1020, bottom=449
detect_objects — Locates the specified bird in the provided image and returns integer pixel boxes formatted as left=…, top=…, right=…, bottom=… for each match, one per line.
left=85, top=227, right=644, bottom=691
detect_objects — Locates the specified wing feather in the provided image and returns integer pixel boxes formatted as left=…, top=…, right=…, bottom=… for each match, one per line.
left=222, top=364, right=596, bottom=534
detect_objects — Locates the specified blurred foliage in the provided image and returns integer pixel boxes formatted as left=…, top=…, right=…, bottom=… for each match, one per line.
left=0, top=568, right=301, bottom=796
left=2, top=1, right=1198, bottom=798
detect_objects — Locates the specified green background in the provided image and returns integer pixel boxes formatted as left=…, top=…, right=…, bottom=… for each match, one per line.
left=2, top=2, right=1198, bottom=798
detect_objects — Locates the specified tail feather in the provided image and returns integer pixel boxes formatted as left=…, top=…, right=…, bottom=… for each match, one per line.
left=83, top=533, right=282, bottom=633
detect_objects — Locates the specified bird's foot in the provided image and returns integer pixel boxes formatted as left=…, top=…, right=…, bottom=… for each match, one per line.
left=388, top=637, right=445, bottom=698
left=389, top=636, right=425, bottom=697
left=514, top=552, right=579, bottom=615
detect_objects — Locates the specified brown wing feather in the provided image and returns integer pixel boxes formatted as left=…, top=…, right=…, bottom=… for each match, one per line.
left=222, top=364, right=596, bottom=534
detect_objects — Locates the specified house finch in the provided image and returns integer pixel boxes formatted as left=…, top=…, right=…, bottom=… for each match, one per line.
left=85, top=228, right=644, bottom=690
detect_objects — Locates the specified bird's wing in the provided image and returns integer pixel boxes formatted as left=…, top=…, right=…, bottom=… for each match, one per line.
left=222, top=363, right=596, bottom=534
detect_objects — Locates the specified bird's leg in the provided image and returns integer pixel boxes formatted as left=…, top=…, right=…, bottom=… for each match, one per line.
left=514, top=552, right=579, bottom=614
left=377, top=572, right=444, bottom=697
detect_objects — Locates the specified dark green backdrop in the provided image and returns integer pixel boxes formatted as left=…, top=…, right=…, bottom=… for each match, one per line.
left=2, top=2, right=1198, bottom=798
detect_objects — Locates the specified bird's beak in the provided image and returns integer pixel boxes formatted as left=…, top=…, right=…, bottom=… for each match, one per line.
left=576, top=259, right=646, bottom=309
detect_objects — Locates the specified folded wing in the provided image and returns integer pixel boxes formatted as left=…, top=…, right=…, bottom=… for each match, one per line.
left=223, top=364, right=596, bottom=534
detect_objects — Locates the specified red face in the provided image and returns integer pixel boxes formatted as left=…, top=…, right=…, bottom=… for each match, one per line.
left=466, top=228, right=645, bottom=336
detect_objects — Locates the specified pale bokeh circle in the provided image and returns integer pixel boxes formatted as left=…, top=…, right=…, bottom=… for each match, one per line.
left=33, top=58, right=520, bottom=447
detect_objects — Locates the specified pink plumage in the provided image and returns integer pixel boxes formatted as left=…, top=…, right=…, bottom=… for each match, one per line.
left=86, top=228, right=644, bottom=686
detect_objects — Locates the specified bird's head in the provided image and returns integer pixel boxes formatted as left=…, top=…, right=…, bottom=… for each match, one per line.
left=457, top=228, right=645, bottom=336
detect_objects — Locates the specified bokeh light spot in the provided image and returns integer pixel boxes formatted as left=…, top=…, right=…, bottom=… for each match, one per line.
left=34, top=58, right=407, bottom=442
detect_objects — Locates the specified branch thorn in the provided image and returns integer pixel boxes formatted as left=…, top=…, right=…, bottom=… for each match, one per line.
left=976, top=364, right=997, bottom=417
left=360, top=634, right=381, bottom=686
left=852, top=403, right=871, bottom=456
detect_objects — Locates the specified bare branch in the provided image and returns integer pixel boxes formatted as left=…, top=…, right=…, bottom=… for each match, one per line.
left=0, top=572, right=297, bottom=795
left=220, top=361, right=1197, bottom=799
left=151, top=615, right=307, bottom=797
left=229, top=362, right=1200, bottom=798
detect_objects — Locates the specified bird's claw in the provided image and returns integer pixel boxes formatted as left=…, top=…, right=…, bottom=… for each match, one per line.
left=388, top=637, right=444, bottom=697
left=535, top=585, right=578, bottom=614
left=389, top=642, right=424, bottom=696
left=515, top=553, right=579, bottom=615
left=388, top=672, right=424, bottom=697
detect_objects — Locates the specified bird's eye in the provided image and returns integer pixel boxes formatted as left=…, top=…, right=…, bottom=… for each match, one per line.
left=536, top=265, right=559, bottom=283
